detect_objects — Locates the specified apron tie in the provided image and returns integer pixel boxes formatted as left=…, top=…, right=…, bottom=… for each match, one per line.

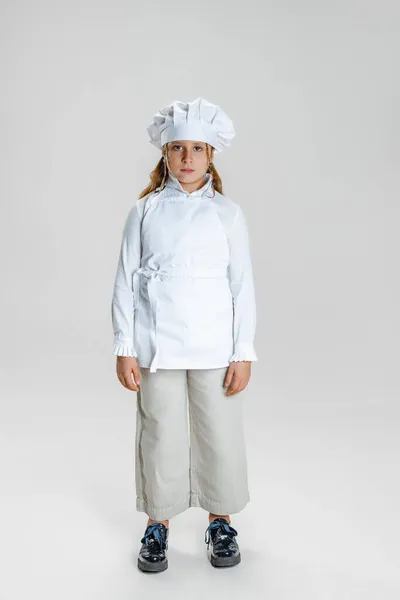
left=133, top=267, right=160, bottom=373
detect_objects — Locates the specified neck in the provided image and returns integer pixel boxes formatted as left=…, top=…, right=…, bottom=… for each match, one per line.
left=169, top=171, right=212, bottom=194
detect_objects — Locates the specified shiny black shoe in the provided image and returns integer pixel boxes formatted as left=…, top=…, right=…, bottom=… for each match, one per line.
left=137, top=522, right=169, bottom=573
left=204, top=517, right=241, bottom=568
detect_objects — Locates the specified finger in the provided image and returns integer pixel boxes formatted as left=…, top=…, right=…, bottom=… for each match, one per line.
left=132, top=367, right=141, bottom=388
left=223, top=366, right=234, bottom=388
left=122, top=372, right=139, bottom=392
left=229, top=382, right=247, bottom=395
left=228, top=373, right=246, bottom=393
left=128, top=373, right=140, bottom=391
left=118, top=373, right=131, bottom=390
left=224, top=372, right=232, bottom=388
left=226, top=376, right=242, bottom=395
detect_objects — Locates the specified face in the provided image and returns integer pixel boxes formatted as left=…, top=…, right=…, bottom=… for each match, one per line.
left=164, top=140, right=214, bottom=185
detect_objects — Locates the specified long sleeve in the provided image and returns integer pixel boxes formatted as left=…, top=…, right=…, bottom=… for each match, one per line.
left=227, top=205, right=258, bottom=362
left=111, top=203, right=142, bottom=357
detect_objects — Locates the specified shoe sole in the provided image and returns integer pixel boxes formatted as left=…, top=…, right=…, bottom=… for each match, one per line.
left=137, top=558, right=168, bottom=573
left=210, top=552, right=241, bottom=568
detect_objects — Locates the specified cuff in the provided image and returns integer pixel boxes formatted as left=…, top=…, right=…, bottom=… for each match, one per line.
left=112, top=340, right=138, bottom=358
left=229, top=342, right=258, bottom=363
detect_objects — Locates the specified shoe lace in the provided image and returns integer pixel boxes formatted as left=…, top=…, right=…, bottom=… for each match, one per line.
left=204, top=519, right=238, bottom=547
left=141, top=523, right=167, bottom=550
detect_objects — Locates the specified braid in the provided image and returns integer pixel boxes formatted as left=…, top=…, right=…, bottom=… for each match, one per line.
left=159, top=144, right=169, bottom=191
left=206, top=144, right=222, bottom=194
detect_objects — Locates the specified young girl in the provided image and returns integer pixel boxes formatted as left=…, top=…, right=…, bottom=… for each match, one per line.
left=111, top=97, right=258, bottom=573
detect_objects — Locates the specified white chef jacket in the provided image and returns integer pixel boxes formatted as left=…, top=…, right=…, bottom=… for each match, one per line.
left=111, top=171, right=258, bottom=373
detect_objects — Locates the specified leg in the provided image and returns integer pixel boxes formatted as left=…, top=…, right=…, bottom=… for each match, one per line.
left=147, top=518, right=170, bottom=527
left=135, top=367, right=190, bottom=522
left=187, top=367, right=250, bottom=517
left=209, top=513, right=231, bottom=524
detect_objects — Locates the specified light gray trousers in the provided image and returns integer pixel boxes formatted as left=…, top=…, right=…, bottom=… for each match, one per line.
left=135, top=366, right=250, bottom=520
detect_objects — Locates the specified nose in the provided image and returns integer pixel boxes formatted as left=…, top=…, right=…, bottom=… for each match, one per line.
left=182, top=151, right=193, bottom=164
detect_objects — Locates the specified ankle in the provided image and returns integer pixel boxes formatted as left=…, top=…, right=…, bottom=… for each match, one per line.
left=208, top=513, right=230, bottom=524
left=147, top=518, right=169, bottom=528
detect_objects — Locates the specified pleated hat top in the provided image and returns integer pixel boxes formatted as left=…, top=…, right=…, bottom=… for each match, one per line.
left=146, top=97, right=236, bottom=153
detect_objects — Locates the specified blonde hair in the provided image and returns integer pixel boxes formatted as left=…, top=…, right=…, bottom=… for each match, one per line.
left=138, top=142, right=223, bottom=199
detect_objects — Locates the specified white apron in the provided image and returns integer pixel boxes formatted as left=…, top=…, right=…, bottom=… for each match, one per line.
left=111, top=172, right=258, bottom=372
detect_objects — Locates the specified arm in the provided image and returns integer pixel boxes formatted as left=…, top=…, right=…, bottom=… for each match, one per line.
left=227, top=205, right=258, bottom=362
left=111, top=203, right=142, bottom=357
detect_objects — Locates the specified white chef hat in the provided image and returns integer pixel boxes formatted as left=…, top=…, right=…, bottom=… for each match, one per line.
left=146, top=97, right=235, bottom=153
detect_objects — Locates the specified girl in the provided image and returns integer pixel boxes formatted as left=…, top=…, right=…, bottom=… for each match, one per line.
left=111, top=97, right=258, bottom=573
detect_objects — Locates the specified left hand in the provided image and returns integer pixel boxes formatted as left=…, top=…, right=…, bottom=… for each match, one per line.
left=223, top=361, right=252, bottom=396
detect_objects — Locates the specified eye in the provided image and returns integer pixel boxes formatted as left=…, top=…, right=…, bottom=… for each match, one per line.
left=171, top=144, right=204, bottom=151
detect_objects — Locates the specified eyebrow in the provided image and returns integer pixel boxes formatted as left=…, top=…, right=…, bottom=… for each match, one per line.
left=172, top=141, right=206, bottom=145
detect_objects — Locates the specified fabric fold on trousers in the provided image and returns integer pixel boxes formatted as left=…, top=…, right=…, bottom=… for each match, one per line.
left=135, top=367, right=250, bottom=520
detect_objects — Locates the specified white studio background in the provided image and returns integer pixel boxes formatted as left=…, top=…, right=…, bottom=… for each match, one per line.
left=1, top=1, right=399, bottom=598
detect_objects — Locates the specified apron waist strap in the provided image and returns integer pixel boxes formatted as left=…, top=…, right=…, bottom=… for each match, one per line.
left=135, top=266, right=227, bottom=279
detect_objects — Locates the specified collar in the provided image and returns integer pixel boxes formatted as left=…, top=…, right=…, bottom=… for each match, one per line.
left=160, top=171, right=215, bottom=199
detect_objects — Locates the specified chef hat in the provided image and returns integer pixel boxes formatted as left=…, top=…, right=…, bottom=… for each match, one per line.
left=146, top=97, right=235, bottom=153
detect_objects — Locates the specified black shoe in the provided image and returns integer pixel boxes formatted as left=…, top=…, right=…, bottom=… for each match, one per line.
left=137, top=522, right=169, bottom=573
left=204, top=517, right=241, bottom=567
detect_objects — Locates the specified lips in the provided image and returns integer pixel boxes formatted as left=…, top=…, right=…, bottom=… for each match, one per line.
left=181, top=169, right=194, bottom=173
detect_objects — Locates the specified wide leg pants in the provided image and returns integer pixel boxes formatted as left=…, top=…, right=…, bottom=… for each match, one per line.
left=135, top=367, right=250, bottom=520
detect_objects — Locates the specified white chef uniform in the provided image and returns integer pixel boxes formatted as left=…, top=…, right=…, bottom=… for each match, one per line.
left=111, top=97, right=257, bottom=519
left=111, top=171, right=258, bottom=371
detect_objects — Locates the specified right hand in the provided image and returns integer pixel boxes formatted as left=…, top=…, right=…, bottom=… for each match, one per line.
left=116, top=356, right=141, bottom=392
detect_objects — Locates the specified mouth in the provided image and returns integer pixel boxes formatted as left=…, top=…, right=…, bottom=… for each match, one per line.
left=181, top=169, right=195, bottom=173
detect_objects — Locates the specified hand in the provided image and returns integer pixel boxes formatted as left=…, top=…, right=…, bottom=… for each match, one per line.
left=223, top=361, right=252, bottom=396
left=116, top=356, right=141, bottom=392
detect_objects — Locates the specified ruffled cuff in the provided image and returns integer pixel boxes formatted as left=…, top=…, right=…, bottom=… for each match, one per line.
left=229, top=342, right=258, bottom=363
left=112, top=340, right=138, bottom=358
